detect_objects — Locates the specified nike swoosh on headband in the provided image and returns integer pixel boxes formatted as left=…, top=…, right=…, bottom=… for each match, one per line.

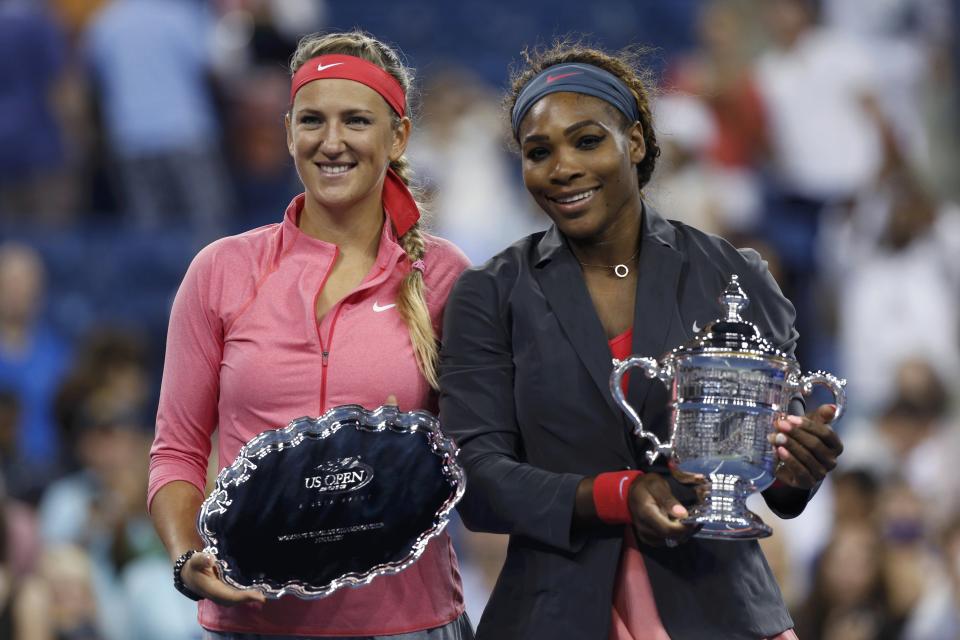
left=546, top=71, right=583, bottom=83
left=317, top=62, right=345, bottom=71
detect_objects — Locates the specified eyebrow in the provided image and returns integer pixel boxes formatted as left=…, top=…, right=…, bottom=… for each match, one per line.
left=522, top=119, right=603, bottom=143
left=564, top=119, right=600, bottom=134
left=295, top=107, right=377, bottom=117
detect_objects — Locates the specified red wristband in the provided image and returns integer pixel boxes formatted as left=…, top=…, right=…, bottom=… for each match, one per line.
left=593, top=471, right=643, bottom=524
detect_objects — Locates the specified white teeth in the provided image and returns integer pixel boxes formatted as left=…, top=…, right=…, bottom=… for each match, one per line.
left=554, top=189, right=596, bottom=204
left=319, top=164, right=353, bottom=174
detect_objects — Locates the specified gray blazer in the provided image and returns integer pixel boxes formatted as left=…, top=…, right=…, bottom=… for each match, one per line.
left=439, top=205, right=811, bottom=640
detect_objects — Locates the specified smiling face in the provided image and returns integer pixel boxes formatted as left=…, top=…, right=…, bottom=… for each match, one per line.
left=518, top=92, right=646, bottom=243
left=286, top=78, right=409, bottom=218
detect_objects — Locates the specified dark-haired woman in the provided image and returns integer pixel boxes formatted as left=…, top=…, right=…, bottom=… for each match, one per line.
left=148, top=31, right=473, bottom=639
left=439, top=43, right=843, bottom=640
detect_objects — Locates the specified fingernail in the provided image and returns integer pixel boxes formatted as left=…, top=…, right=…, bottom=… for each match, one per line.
left=776, top=419, right=792, bottom=432
left=787, top=416, right=804, bottom=426
left=778, top=446, right=790, bottom=458
left=672, top=505, right=688, bottom=518
left=775, top=433, right=787, bottom=445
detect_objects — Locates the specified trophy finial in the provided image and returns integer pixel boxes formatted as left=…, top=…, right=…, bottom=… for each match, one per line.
left=720, top=274, right=749, bottom=321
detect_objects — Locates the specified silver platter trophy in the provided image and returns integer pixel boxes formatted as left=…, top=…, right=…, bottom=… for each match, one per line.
left=610, top=275, right=846, bottom=540
left=197, top=404, right=464, bottom=599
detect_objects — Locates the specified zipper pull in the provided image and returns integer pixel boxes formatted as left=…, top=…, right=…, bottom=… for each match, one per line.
left=322, top=351, right=329, bottom=366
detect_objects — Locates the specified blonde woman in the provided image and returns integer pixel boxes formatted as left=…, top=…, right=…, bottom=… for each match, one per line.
left=148, top=31, right=472, bottom=639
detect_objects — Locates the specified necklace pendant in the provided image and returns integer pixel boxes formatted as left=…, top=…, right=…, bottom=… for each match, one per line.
left=613, top=264, right=629, bottom=278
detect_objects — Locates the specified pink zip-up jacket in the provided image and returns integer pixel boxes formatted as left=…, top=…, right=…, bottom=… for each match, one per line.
left=148, top=194, right=470, bottom=636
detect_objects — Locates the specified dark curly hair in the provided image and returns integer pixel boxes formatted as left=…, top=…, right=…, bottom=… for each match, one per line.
left=505, top=40, right=661, bottom=190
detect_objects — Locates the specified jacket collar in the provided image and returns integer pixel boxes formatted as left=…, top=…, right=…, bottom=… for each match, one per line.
left=533, top=201, right=679, bottom=268
left=280, top=193, right=406, bottom=272
left=530, top=202, right=684, bottom=464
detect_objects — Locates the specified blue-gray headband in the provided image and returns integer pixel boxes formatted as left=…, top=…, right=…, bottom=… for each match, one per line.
left=511, top=62, right=641, bottom=139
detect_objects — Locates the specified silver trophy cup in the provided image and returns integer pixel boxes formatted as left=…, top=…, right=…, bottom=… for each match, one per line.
left=610, top=275, right=845, bottom=540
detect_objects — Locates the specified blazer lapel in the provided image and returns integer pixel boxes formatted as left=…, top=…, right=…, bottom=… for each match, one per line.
left=628, top=206, right=685, bottom=411
left=533, top=227, right=623, bottom=418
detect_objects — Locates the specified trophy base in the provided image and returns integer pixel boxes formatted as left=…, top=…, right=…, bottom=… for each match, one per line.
left=682, top=473, right=772, bottom=540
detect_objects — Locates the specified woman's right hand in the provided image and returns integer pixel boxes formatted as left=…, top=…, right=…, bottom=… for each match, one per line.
left=627, top=472, right=703, bottom=547
left=181, top=551, right=267, bottom=606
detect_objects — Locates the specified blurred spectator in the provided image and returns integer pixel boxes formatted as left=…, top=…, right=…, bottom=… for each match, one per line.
left=0, top=1, right=76, bottom=226
left=40, top=407, right=153, bottom=559
left=53, top=330, right=153, bottom=472
left=902, top=514, right=960, bottom=639
left=408, top=67, right=538, bottom=263
left=222, top=67, right=298, bottom=229
left=207, top=1, right=326, bottom=229
left=39, top=406, right=197, bottom=640
left=668, top=0, right=768, bottom=170
left=756, top=0, right=888, bottom=202
left=876, top=480, right=937, bottom=631
left=0, top=392, right=44, bottom=510
left=821, top=0, right=952, bottom=167
left=0, top=243, right=70, bottom=498
left=763, top=466, right=883, bottom=613
left=210, top=0, right=327, bottom=73
left=753, top=0, right=893, bottom=369
left=0, top=474, right=42, bottom=584
left=928, top=0, right=960, bottom=201
left=795, top=521, right=902, bottom=640
left=831, top=468, right=881, bottom=529
left=15, top=545, right=106, bottom=639
left=823, top=171, right=960, bottom=415
left=648, top=93, right=762, bottom=236
left=83, top=0, right=232, bottom=238
left=0, top=473, right=43, bottom=639
left=49, top=0, right=109, bottom=40
left=842, top=359, right=960, bottom=530
left=40, top=329, right=198, bottom=639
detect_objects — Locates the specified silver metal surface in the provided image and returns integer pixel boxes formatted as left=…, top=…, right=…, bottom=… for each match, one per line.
left=197, top=404, right=465, bottom=599
left=610, top=275, right=846, bottom=539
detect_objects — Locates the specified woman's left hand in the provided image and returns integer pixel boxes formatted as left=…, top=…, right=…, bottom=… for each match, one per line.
left=768, top=404, right=844, bottom=490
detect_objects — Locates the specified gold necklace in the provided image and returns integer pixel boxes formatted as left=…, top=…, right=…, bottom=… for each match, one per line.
left=575, top=246, right=641, bottom=279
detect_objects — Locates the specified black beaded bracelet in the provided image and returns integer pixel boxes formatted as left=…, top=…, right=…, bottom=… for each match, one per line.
left=173, top=549, right=203, bottom=601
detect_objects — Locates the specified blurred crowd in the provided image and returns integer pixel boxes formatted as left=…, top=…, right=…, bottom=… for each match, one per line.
left=0, top=0, right=958, bottom=638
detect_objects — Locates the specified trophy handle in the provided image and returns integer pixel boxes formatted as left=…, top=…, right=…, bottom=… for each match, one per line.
left=797, top=371, right=847, bottom=421
left=610, top=356, right=672, bottom=463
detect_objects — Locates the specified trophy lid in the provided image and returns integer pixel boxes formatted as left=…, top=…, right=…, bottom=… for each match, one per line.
left=671, top=275, right=789, bottom=361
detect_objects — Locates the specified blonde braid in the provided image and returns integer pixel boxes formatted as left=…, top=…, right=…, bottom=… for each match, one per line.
left=396, top=222, right=438, bottom=389
left=391, top=156, right=438, bottom=389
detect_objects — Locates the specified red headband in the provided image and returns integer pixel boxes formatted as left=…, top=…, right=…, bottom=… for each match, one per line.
left=290, top=54, right=417, bottom=237
left=290, top=54, right=407, bottom=116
